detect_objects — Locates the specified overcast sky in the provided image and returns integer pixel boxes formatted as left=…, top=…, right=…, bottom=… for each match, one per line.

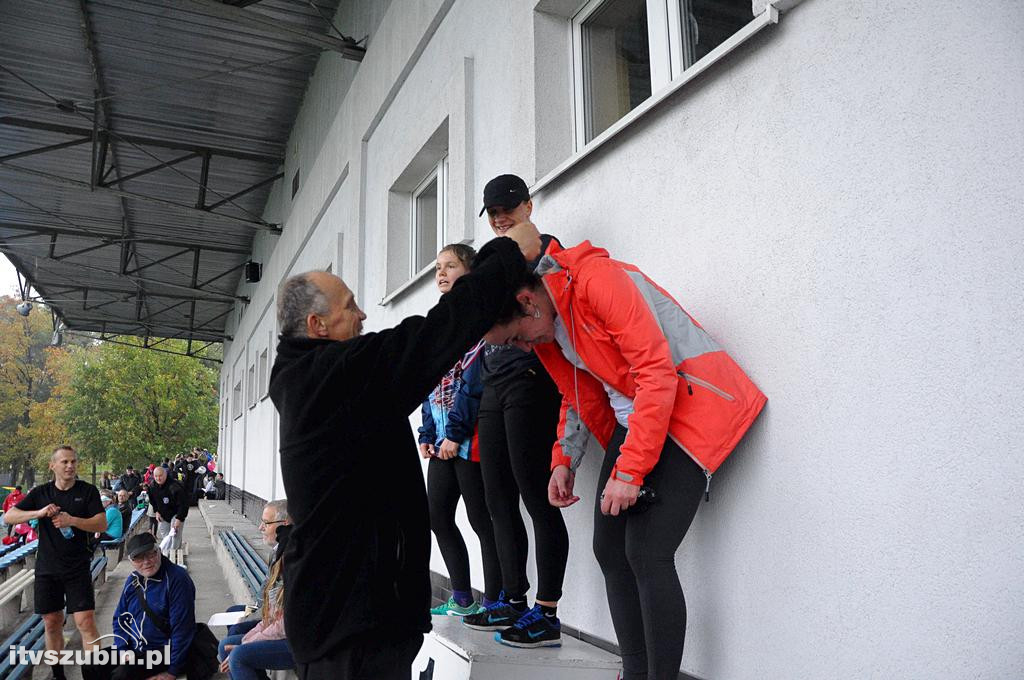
left=1, top=254, right=23, bottom=298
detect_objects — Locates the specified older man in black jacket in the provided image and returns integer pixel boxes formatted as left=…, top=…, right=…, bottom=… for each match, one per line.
left=269, top=226, right=538, bottom=680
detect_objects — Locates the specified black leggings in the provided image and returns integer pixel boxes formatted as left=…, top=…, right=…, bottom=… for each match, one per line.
left=593, top=425, right=705, bottom=680
left=477, top=369, right=568, bottom=602
left=427, top=456, right=501, bottom=600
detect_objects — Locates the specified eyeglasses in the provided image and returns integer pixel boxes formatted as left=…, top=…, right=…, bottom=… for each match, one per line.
left=259, top=519, right=286, bottom=528
left=130, top=548, right=160, bottom=563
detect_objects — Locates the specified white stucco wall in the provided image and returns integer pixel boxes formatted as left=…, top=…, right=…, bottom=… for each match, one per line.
left=218, top=0, right=1024, bottom=677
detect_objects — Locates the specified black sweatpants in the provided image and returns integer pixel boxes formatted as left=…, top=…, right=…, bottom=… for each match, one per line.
left=296, top=632, right=423, bottom=680
left=593, top=425, right=705, bottom=680
left=427, top=455, right=502, bottom=600
left=477, top=368, right=568, bottom=602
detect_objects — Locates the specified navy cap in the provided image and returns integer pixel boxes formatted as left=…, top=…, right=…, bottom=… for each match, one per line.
left=479, top=174, right=530, bottom=216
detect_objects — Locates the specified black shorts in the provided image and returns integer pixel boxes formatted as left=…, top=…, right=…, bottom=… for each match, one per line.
left=34, top=569, right=95, bottom=615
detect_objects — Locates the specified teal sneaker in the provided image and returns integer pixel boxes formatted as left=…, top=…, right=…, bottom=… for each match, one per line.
left=431, top=596, right=484, bottom=616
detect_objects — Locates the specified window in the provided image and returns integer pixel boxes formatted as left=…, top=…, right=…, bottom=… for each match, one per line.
left=385, top=119, right=450, bottom=298
left=573, top=0, right=754, bottom=146
left=258, top=348, right=269, bottom=399
left=247, top=364, right=256, bottom=408
left=410, top=157, right=448, bottom=276
left=232, top=381, right=242, bottom=419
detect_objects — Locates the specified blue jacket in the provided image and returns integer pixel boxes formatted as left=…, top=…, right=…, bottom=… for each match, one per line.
left=418, top=340, right=485, bottom=460
left=104, top=506, right=123, bottom=540
left=112, top=557, right=196, bottom=675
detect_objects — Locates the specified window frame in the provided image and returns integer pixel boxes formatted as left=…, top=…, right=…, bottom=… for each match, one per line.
left=258, top=347, right=270, bottom=400
left=571, top=0, right=763, bottom=151
left=408, top=155, right=449, bottom=279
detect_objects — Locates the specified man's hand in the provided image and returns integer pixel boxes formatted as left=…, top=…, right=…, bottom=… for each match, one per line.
left=52, top=512, right=75, bottom=529
left=505, top=221, right=542, bottom=261
left=437, top=438, right=460, bottom=460
left=39, top=504, right=60, bottom=519
left=548, top=465, right=579, bottom=508
left=418, top=443, right=435, bottom=459
left=599, top=478, right=640, bottom=516
left=218, top=655, right=231, bottom=674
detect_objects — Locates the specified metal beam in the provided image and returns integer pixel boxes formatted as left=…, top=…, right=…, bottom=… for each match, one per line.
left=196, top=261, right=248, bottom=290
left=0, top=137, right=91, bottom=163
left=204, top=171, right=284, bottom=211
left=123, top=247, right=194, bottom=276
left=100, top=152, right=200, bottom=187
left=20, top=280, right=240, bottom=305
left=181, top=0, right=366, bottom=60
left=0, top=222, right=251, bottom=255
left=196, top=152, right=211, bottom=209
left=0, top=163, right=280, bottom=232
left=69, top=331, right=226, bottom=360
left=69, top=312, right=226, bottom=338
left=0, top=117, right=283, bottom=165
left=52, top=240, right=115, bottom=262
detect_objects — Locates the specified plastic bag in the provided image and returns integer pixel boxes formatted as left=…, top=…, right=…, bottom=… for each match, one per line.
left=159, top=527, right=176, bottom=553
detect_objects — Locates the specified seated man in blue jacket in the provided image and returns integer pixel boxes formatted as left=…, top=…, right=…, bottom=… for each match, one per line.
left=109, top=532, right=196, bottom=680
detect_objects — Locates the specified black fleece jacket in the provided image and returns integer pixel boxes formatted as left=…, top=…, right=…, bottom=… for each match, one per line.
left=269, top=236, right=527, bottom=663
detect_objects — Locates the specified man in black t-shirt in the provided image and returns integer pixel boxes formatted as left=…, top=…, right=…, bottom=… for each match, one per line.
left=4, top=445, right=106, bottom=679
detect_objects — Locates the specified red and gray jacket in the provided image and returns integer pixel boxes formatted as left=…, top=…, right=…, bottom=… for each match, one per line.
left=532, top=241, right=766, bottom=490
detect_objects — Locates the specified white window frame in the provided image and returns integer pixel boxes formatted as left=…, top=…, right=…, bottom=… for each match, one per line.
left=232, top=380, right=243, bottom=420
left=258, top=347, right=270, bottom=400
left=247, top=364, right=257, bottom=409
left=408, top=155, right=449, bottom=279
left=571, top=0, right=765, bottom=151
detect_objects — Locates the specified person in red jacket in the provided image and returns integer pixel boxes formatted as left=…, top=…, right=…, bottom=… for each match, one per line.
left=2, top=486, right=24, bottom=537
left=484, top=235, right=766, bottom=680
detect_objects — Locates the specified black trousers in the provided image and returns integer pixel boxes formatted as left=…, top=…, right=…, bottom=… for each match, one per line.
left=477, top=369, right=568, bottom=602
left=593, top=425, right=705, bottom=680
left=427, top=456, right=501, bottom=600
left=296, top=633, right=423, bottom=680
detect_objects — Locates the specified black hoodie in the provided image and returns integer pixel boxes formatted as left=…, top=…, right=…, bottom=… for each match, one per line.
left=269, top=236, right=526, bottom=663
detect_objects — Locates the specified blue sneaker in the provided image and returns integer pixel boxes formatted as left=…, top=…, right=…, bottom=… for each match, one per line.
left=494, top=605, right=561, bottom=648
left=462, top=600, right=526, bottom=631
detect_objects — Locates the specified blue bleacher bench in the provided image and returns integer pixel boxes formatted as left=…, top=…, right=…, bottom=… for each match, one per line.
left=0, top=613, right=44, bottom=680
left=218, top=531, right=268, bottom=601
left=0, top=543, right=37, bottom=571
left=90, top=554, right=107, bottom=583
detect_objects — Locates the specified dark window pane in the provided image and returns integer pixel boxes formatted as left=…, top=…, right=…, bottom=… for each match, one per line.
left=414, top=176, right=438, bottom=272
left=582, top=0, right=652, bottom=142
left=680, top=0, right=753, bottom=68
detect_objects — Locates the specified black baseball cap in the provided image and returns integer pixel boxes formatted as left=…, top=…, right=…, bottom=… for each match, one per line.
left=479, top=174, right=530, bottom=216
left=127, top=532, right=158, bottom=559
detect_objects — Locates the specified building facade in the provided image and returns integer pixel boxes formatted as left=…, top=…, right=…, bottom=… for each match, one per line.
left=217, top=1, right=1024, bottom=677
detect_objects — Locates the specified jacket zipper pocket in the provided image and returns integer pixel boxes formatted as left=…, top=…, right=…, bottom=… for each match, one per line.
left=678, top=372, right=735, bottom=402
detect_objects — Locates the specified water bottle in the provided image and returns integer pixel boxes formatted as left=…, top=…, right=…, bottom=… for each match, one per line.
left=59, top=526, right=74, bottom=539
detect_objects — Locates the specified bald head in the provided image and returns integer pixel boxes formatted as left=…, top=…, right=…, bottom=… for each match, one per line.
left=277, top=271, right=365, bottom=341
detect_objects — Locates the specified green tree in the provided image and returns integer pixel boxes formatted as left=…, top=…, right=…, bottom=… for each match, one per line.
left=0, top=296, right=66, bottom=486
left=61, top=338, right=220, bottom=472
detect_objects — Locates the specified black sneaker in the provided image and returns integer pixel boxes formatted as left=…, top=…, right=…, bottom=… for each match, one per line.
left=494, top=604, right=562, bottom=648
left=462, top=601, right=527, bottom=631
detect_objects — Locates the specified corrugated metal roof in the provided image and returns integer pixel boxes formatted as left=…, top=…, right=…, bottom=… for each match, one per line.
left=0, top=0, right=357, bottom=350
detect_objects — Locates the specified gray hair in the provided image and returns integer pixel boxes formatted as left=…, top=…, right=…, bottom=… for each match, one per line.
left=277, top=273, right=329, bottom=338
left=264, top=499, right=289, bottom=522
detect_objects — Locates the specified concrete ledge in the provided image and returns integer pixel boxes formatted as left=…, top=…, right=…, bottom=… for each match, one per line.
left=415, top=616, right=621, bottom=679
